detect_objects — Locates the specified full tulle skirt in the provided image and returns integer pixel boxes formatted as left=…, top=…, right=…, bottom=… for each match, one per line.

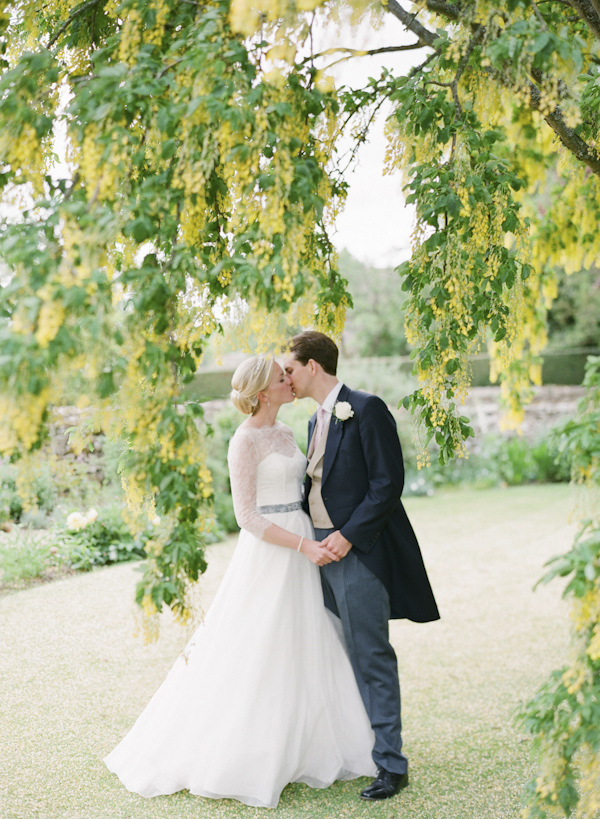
left=104, top=510, right=376, bottom=808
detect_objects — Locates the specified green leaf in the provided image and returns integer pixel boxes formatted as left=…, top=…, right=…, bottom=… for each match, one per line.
left=129, top=216, right=154, bottom=243
left=161, top=139, right=178, bottom=159
left=532, top=31, right=551, bottom=54
left=97, top=369, right=115, bottom=398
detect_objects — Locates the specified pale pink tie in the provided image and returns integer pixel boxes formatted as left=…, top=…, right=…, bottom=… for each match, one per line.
left=312, top=407, right=327, bottom=452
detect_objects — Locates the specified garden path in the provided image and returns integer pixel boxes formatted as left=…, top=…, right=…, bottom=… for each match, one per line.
left=0, top=485, right=575, bottom=819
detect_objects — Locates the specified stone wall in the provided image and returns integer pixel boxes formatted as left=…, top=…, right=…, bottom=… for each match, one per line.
left=462, top=385, right=585, bottom=443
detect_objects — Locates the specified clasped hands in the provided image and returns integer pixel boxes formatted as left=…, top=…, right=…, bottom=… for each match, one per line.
left=303, top=531, right=352, bottom=566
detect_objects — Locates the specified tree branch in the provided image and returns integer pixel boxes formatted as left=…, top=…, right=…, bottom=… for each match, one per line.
left=442, top=27, right=483, bottom=156
left=157, top=57, right=185, bottom=80
left=532, top=1, right=550, bottom=29
left=90, top=4, right=98, bottom=45
left=338, top=95, right=389, bottom=174
left=383, top=0, right=438, bottom=47
left=335, top=86, right=386, bottom=143
left=408, top=50, right=438, bottom=78
left=383, top=0, right=600, bottom=177
left=302, top=43, right=425, bottom=67
left=61, top=172, right=81, bottom=203
left=47, top=0, right=104, bottom=48
left=566, top=0, right=600, bottom=40
left=527, top=78, right=600, bottom=173
left=424, top=0, right=461, bottom=20
left=384, top=0, right=481, bottom=41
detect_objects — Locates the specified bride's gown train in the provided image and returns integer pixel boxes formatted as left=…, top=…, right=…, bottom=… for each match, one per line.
left=104, top=422, right=376, bottom=808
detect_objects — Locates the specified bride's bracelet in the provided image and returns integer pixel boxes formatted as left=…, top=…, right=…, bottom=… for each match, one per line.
left=297, top=536, right=304, bottom=553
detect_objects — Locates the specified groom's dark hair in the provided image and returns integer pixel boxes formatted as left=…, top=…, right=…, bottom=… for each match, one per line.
left=287, top=331, right=338, bottom=376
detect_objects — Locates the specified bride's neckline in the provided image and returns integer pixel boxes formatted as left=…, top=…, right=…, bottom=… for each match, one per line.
left=239, top=420, right=283, bottom=432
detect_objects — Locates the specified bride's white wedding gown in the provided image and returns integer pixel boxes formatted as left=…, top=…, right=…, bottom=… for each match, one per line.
left=104, top=421, right=376, bottom=808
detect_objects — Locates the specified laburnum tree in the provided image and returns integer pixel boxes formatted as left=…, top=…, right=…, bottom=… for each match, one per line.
left=1, top=1, right=600, bottom=814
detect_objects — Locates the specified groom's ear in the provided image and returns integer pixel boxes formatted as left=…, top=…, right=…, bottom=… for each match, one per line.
left=307, top=359, right=319, bottom=376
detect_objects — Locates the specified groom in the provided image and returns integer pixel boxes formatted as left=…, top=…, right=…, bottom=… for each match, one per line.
left=284, top=331, right=439, bottom=801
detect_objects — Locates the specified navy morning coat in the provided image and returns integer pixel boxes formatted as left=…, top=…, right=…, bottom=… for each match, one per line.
left=303, top=384, right=440, bottom=623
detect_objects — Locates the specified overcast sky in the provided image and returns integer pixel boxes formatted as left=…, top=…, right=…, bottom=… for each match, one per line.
left=318, top=13, right=425, bottom=268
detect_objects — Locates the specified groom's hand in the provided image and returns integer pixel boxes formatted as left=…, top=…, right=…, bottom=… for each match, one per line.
left=321, top=531, right=352, bottom=558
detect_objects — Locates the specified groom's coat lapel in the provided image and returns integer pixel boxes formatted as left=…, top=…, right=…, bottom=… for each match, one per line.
left=322, top=384, right=350, bottom=486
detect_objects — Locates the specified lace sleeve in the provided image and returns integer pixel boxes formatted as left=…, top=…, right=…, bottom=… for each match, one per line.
left=227, top=431, right=273, bottom=538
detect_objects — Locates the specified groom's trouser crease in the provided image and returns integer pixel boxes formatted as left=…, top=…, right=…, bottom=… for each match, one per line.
left=314, top=528, right=407, bottom=776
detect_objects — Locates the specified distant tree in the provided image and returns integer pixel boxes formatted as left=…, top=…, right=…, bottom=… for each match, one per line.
left=339, top=250, right=410, bottom=357
left=547, top=266, right=600, bottom=350
left=341, top=254, right=600, bottom=359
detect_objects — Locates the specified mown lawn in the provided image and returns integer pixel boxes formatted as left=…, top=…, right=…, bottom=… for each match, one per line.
left=0, top=484, right=575, bottom=819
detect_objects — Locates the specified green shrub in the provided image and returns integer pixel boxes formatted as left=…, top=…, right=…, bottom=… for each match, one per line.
left=490, top=437, right=538, bottom=486
left=47, top=452, right=103, bottom=508
left=204, top=406, right=240, bottom=537
left=476, top=434, right=571, bottom=486
left=0, top=476, right=22, bottom=523
left=0, top=500, right=153, bottom=589
left=0, top=528, right=54, bottom=585
left=183, top=370, right=233, bottom=401
left=530, top=437, right=571, bottom=483
left=57, top=503, right=148, bottom=570
left=20, top=509, right=52, bottom=529
left=0, top=461, right=57, bottom=523
left=413, top=432, right=572, bottom=489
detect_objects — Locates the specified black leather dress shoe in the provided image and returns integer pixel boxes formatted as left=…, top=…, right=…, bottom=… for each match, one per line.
left=360, top=768, right=409, bottom=800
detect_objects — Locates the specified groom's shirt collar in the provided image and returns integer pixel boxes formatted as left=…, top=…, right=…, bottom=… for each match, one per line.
left=320, top=381, right=344, bottom=415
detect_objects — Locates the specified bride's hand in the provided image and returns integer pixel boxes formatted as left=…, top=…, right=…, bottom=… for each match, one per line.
left=300, top=539, right=340, bottom=566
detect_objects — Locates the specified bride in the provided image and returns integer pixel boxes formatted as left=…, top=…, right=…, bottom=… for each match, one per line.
left=104, top=354, right=376, bottom=808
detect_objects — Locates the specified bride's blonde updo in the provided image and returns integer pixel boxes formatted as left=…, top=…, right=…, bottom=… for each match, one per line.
left=230, top=355, right=274, bottom=415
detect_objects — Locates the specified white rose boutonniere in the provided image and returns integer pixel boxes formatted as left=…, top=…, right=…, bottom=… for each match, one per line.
left=333, top=401, right=354, bottom=423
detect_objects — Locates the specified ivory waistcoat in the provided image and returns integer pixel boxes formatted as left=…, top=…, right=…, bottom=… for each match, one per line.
left=306, top=415, right=334, bottom=529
